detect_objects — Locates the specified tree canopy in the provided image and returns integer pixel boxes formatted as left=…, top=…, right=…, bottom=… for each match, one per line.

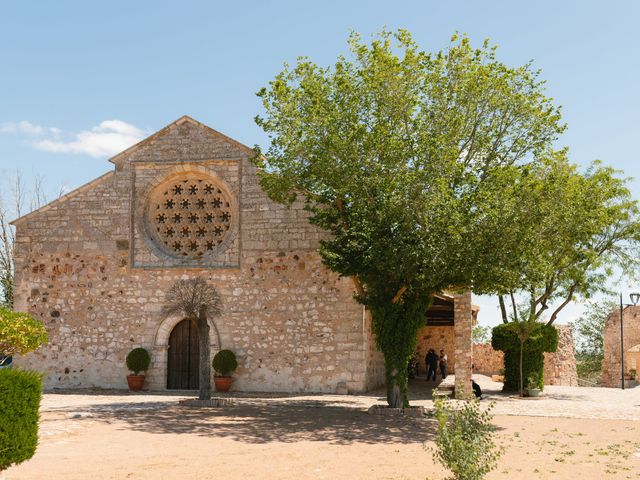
left=254, top=30, right=566, bottom=406
left=0, top=307, right=48, bottom=359
left=488, top=153, right=640, bottom=325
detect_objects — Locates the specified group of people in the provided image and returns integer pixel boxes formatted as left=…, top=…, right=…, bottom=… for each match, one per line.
left=416, top=348, right=482, bottom=398
left=424, top=348, right=447, bottom=382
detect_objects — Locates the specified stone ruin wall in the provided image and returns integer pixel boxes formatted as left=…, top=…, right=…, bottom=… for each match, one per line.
left=13, top=119, right=378, bottom=394
left=543, top=325, right=578, bottom=386
left=601, top=306, right=640, bottom=387
left=471, top=325, right=578, bottom=386
left=472, top=343, right=504, bottom=375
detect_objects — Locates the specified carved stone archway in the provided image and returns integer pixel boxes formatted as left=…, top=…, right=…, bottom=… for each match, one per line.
left=149, top=314, right=221, bottom=390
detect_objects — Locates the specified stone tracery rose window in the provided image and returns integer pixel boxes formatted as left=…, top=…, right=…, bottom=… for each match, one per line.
left=147, top=174, right=233, bottom=258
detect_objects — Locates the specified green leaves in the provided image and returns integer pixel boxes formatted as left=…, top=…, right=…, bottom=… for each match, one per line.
left=254, top=29, right=566, bottom=303
left=570, top=299, right=615, bottom=357
left=0, top=307, right=48, bottom=357
left=433, top=396, right=502, bottom=480
left=485, top=152, right=640, bottom=324
left=254, top=29, right=568, bottom=406
left=0, top=369, right=43, bottom=470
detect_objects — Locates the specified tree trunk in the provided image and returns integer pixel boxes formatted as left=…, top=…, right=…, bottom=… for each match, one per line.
left=197, top=310, right=211, bottom=400
left=510, top=291, right=519, bottom=321
left=519, top=340, right=524, bottom=397
left=498, top=295, right=508, bottom=323
left=388, top=369, right=403, bottom=408
left=372, top=294, right=432, bottom=409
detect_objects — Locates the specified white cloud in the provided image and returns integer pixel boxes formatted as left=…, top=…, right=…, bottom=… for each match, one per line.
left=0, top=120, right=60, bottom=135
left=18, top=120, right=44, bottom=134
left=0, top=119, right=147, bottom=158
left=35, top=120, right=147, bottom=158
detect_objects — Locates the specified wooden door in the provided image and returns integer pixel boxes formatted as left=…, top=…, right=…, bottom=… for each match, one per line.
left=167, top=318, right=199, bottom=389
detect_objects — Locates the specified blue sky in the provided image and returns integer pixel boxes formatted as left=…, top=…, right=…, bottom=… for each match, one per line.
left=1, top=0, right=639, bottom=325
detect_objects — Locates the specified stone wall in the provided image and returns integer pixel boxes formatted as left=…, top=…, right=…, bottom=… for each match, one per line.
left=543, top=325, right=578, bottom=386
left=471, top=325, right=577, bottom=386
left=601, top=306, right=640, bottom=387
left=472, top=344, right=503, bottom=375
left=13, top=117, right=370, bottom=394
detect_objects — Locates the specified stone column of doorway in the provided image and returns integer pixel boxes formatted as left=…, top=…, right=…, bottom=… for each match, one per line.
left=453, top=291, right=473, bottom=399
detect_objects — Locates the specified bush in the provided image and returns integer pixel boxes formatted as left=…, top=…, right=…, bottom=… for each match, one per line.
left=432, top=395, right=502, bottom=480
left=212, top=349, right=238, bottom=376
left=491, top=322, right=558, bottom=391
left=0, top=307, right=48, bottom=357
left=527, top=371, right=542, bottom=390
left=126, top=348, right=151, bottom=375
left=0, top=369, right=43, bottom=471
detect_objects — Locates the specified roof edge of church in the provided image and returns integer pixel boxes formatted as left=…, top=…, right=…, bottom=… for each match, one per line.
left=11, top=171, right=115, bottom=226
left=108, top=115, right=255, bottom=167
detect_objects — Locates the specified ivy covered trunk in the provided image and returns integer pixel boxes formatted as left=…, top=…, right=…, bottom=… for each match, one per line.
left=503, top=346, right=545, bottom=392
left=370, top=293, right=432, bottom=408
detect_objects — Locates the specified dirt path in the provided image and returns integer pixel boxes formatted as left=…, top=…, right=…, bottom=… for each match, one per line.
left=4, top=388, right=640, bottom=480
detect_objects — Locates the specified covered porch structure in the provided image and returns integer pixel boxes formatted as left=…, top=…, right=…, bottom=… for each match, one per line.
left=414, top=292, right=478, bottom=398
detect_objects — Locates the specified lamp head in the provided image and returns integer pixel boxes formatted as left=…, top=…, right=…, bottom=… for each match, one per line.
left=630, top=292, right=640, bottom=306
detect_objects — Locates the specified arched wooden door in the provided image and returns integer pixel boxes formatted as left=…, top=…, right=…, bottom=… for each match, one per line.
left=167, top=318, right=199, bottom=389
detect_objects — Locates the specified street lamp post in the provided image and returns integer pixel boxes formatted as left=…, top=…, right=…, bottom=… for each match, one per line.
left=620, top=291, right=640, bottom=390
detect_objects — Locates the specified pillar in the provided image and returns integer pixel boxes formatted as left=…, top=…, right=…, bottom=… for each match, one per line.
left=454, top=291, right=473, bottom=399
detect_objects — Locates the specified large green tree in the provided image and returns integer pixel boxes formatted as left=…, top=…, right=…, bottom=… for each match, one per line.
left=491, top=154, right=640, bottom=326
left=489, top=153, right=640, bottom=391
left=254, top=30, right=564, bottom=407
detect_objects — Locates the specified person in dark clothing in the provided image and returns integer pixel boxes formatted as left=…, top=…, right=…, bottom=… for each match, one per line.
left=425, top=349, right=438, bottom=381
left=472, top=379, right=482, bottom=398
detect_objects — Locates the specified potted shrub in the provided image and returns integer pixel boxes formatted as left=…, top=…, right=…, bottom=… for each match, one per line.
left=126, top=347, right=151, bottom=391
left=527, top=371, right=542, bottom=397
left=212, top=349, right=238, bottom=392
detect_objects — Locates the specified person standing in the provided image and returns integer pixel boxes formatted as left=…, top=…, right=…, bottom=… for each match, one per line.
left=425, top=349, right=438, bottom=381
left=439, top=350, right=448, bottom=380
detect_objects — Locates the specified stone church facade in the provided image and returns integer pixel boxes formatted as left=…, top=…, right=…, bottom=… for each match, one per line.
left=13, top=116, right=473, bottom=394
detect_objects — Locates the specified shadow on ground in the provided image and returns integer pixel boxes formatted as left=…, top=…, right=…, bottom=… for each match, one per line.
left=68, top=399, right=438, bottom=445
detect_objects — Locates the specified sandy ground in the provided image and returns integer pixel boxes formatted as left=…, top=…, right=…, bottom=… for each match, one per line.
left=3, top=377, right=640, bottom=480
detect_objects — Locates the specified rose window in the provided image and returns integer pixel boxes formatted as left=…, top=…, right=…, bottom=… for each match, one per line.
left=147, top=175, right=233, bottom=258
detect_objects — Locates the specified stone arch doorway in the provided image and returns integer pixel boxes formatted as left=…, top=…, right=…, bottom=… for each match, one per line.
left=167, top=318, right=199, bottom=389
left=152, top=314, right=221, bottom=391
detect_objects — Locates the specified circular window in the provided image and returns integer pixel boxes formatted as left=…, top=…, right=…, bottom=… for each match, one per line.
left=146, top=174, right=234, bottom=258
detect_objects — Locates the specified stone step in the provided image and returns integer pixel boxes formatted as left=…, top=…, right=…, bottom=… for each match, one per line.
left=433, top=376, right=456, bottom=397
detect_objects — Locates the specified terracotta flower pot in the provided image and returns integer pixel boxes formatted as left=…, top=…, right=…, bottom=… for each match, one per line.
left=127, top=374, right=145, bottom=391
left=214, top=376, right=233, bottom=392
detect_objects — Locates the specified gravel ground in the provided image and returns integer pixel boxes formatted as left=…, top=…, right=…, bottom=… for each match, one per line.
left=38, top=374, right=640, bottom=420
left=2, top=378, right=639, bottom=480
